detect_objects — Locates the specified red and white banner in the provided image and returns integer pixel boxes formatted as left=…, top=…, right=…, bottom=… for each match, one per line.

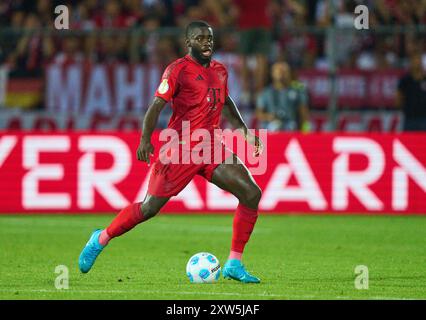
left=298, top=69, right=406, bottom=108
left=0, top=110, right=402, bottom=132
left=44, top=62, right=243, bottom=114
left=43, top=63, right=407, bottom=114
left=0, top=132, right=425, bottom=214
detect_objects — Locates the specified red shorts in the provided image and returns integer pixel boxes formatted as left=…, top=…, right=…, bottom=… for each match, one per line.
left=148, top=143, right=233, bottom=197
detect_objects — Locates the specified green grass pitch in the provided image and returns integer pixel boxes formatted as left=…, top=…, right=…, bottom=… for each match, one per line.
left=0, top=214, right=426, bottom=300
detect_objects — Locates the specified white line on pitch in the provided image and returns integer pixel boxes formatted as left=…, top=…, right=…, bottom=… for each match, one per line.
left=0, top=289, right=284, bottom=298
left=0, top=289, right=418, bottom=300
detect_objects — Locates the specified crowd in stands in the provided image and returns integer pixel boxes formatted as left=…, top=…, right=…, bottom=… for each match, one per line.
left=0, top=0, right=425, bottom=107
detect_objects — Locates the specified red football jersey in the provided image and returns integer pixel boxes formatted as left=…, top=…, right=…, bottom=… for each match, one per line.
left=155, top=54, right=229, bottom=146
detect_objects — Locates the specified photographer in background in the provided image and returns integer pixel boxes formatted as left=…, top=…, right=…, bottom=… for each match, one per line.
left=255, top=61, right=310, bottom=132
left=397, top=52, right=426, bottom=131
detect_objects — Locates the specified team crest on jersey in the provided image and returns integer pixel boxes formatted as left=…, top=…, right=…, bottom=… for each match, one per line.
left=158, top=79, right=169, bottom=94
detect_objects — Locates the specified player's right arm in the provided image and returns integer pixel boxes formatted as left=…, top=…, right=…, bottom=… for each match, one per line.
left=137, top=97, right=167, bottom=164
left=137, top=61, right=180, bottom=164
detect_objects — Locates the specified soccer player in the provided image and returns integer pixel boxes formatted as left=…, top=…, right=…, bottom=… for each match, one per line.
left=78, top=21, right=264, bottom=283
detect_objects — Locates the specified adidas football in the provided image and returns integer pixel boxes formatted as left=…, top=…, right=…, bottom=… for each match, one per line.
left=186, top=252, right=221, bottom=283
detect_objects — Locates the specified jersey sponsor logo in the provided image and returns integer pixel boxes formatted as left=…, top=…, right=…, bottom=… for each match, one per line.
left=158, top=79, right=169, bottom=94
left=195, top=75, right=204, bottom=81
left=208, top=88, right=221, bottom=110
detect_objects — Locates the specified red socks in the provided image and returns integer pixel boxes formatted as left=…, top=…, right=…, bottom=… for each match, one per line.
left=98, top=202, right=258, bottom=258
left=229, top=203, right=259, bottom=259
left=100, top=202, right=145, bottom=245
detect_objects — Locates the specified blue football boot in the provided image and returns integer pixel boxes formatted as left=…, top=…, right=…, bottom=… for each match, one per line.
left=78, top=229, right=105, bottom=273
left=222, top=259, right=260, bottom=283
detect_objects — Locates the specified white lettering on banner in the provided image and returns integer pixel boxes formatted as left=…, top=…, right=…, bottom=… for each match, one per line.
left=148, top=65, right=160, bottom=99
left=116, top=65, right=144, bottom=113
left=45, top=64, right=160, bottom=115
left=338, top=75, right=366, bottom=97
left=261, top=139, right=326, bottom=210
left=78, top=136, right=130, bottom=209
left=207, top=184, right=238, bottom=209
left=332, top=138, right=384, bottom=210
left=133, top=171, right=203, bottom=208
left=133, top=174, right=150, bottom=203
left=84, top=66, right=112, bottom=114
left=171, top=181, right=203, bottom=209
left=392, top=140, right=426, bottom=210
left=0, top=136, right=17, bottom=167
left=47, top=65, right=82, bottom=113
left=132, top=163, right=204, bottom=209
left=22, top=136, right=71, bottom=209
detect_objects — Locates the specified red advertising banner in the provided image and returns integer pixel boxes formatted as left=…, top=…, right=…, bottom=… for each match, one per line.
left=0, top=109, right=402, bottom=132
left=0, top=132, right=425, bottom=214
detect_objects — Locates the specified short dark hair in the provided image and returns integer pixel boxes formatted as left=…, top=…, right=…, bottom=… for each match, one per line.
left=185, top=20, right=211, bottom=38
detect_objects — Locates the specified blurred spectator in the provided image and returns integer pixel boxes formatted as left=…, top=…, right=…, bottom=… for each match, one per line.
left=233, top=0, right=272, bottom=106
left=52, top=35, right=84, bottom=64
left=122, top=0, right=145, bottom=27
left=176, top=0, right=235, bottom=29
left=356, top=36, right=400, bottom=70
left=97, top=34, right=130, bottom=63
left=35, top=0, right=54, bottom=26
left=70, top=2, right=96, bottom=30
left=93, top=0, right=129, bottom=29
left=315, top=0, right=359, bottom=69
left=277, top=10, right=318, bottom=69
left=397, top=52, right=426, bottom=131
left=215, top=32, right=243, bottom=107
left=256, top=61, right=310, bottom=132
left=138, top=14, right=162, bottom=63
left=6, top=13, right=54, bottom=77
left=0, top=0, right=425, bottom=92
left=153, top=37, right=180, bottom=67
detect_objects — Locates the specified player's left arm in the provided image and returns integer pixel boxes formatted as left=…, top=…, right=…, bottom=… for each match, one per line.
left=223, top=95, right=263, bottom=156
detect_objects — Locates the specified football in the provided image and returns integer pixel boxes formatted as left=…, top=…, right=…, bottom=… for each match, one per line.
left=186, top=252, right=221, bottom=283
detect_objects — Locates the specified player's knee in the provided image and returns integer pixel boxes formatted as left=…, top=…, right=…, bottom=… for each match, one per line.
left=243, top=185, right=262, bottom=208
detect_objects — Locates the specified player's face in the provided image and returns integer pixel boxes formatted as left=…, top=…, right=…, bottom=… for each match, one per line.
left=187, top=27, right=214, bottom=63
